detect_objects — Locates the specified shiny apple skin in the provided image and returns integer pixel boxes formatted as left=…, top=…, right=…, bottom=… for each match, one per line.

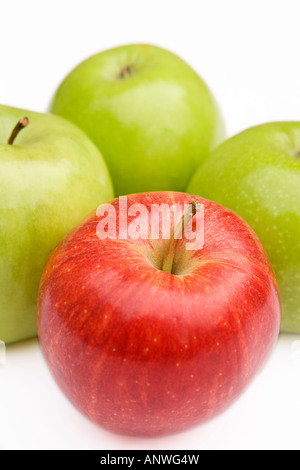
left=38, top=192, right=281, bottom=437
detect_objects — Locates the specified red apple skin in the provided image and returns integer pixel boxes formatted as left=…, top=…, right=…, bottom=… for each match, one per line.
left=37, top=192, right=281, bottom=437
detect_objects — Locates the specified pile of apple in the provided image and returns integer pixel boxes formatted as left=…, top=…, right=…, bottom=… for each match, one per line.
left=1, top=44, right=299, bottom=437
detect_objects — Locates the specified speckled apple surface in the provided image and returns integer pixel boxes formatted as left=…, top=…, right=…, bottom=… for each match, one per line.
left=188, top=123, right=300, bottom=333
left=37, top=192, right=280, bottom=437
left=0, top=105, right=113, bottom=344
left=50, top=44, right=226, bottom=196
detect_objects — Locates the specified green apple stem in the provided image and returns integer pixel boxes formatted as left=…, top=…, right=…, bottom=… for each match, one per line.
left=161, top=201, right=201, bottom=274
left=7, top=117, right=30, bottom=145
left=119, top=64, right=133, bottom=79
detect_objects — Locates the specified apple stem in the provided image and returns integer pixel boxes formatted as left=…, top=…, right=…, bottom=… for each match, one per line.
left=161, top=201, right=201, bottom=275
left=119, top=64, right=133, bottom=79
left=7, top=117, right=30, bottom=145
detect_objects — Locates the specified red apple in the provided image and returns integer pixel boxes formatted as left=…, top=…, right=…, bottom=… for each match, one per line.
left=37, top=192, right=281, bottom=437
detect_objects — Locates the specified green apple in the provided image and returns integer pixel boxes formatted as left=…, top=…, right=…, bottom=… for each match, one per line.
left=0, top=105, right=113, bottom=344
left=188, top=122, right=300, bottom=333
left=50, top=44, right=226, bottom=196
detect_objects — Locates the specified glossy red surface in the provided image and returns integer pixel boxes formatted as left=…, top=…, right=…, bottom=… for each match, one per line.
left=37, top=192, right=281, bottom=436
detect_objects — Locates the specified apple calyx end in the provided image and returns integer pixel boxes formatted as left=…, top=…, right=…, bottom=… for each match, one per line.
left=7, top=117, right=30, bottom=145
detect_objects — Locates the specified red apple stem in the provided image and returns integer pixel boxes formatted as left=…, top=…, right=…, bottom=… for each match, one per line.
left=161, top=201, right=201, bottom=274
left=7, top=117, right=30, bottom=145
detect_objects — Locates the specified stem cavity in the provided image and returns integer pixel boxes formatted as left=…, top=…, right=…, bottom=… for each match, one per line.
left=118, top=64, right=134, bottom=80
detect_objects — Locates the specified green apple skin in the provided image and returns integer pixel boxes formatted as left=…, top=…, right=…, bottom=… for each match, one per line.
left=50, top=44, right=226, bottom=196
left=188, top=122, right=300, bottom=333
left=0, top=105, right=113, bottom=344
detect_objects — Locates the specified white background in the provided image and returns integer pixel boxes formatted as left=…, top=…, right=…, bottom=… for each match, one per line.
left=1, top=0, right=300, bottom=450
